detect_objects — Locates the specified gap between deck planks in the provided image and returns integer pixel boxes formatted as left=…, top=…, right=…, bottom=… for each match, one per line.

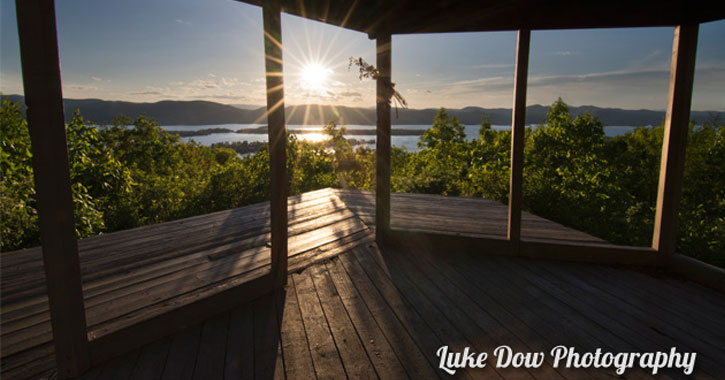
left=4, top=188, right=722, bottom=380
left=15, top=239, right=723, bottom=380
left=1, top=189, right=374, bottom=379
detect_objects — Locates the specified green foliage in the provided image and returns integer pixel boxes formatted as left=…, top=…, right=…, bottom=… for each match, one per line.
left=677, top=118, right=725, bottom=265
left=1, top=98, right=722, bottom=269
left=348, top=56, right=407, bottom=110
left=419, top=108, right=466, bottom=149
left=523, top=98, right=625, bottom=242
left=322, top=121, right=375, bottom=190
left=1, top=99, right=38, bottom=250
left=287, top=132, right=337, bottom=194
left=393, top=101, right=723, bottom=268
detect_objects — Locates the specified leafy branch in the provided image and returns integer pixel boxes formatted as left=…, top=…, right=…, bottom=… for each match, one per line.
left=348, top=57, right=408, bottom=116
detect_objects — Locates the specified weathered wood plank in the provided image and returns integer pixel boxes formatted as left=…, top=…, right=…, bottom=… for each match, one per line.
left=442, top=253, right=664, bottom=380
left=1, top=196, right=351, bottom=323
left=1, top=191, right=340, bottom=305
left=583, top=264, right=725, bottom=331
left=0, top=351, right=55, bottom=380
left=386, top=245, right=608, bottom=380
left=578, top=265, right=725, bottom=347
left=667, top=252, right=725, bottom=293
left=536, top=260, right=725, bottom=362
left=376, top=32, right=392, bottom=244
left=94, top=350, right=141, bottom=380
left=1, top=343, right=53, bottom=379
left=353, top=246, right=499, bottom=380
left=87, top=272, right=275, bottom=368
left=161, top=324, right=202, bottom=380
left=508, top=29, right=530, bottom=252
left=632, top=266, right=725, bottom=316
left=263, top=0, right=288, bottom=286
left=277, top=277, right=315, bottom=380
left=334, top=250, right=441, bottom=379
left=130, top=337, right=171, bottom=380
left=334, top=190, right=605, bottom=243
left=224, top=306, right=254, bottom=380
left=505, top=257, right=724, bottom=378
left=2, top=211, right=365, bottom=355
left=192, top=313, right=229, bottom=380
left=322, top=260, right=409, bottom=379
left=288, top=229, right=374, bottom=273
left=292, top=271, right=347, bottom=378
left=252, top=293, right=284, bottom=380
left=14, top=0, right=89, bottom=376
left=308, top=264, right=378, bottom=379
left=4, top=188, right=724, bottom=380
left=653, top=24, right=699, bottom=255
left=370, top=246, right=556, bottom=380
left=0, top=188, right=333, bottom=269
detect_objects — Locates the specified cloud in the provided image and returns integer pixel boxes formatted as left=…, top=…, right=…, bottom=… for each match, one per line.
left=0, top=73, right=23, bottom=94
left=66, top=84, right=99, bottom=91
left=339, top=91, right=361, bottom=97
left=397, top=64, right=725, bottom=109
left=188, top=79, right=219, bottom=89
left=188, top=94, right=248, bottom=101
left=221, top=77, right=240, bottom=86
left=130, top=91, right=164, bottom=96
left=129, top=76, right=267, bottom=105
left=470, top=63, right=514, bottom=69
left=91, top=76, right=102, bottom=81
left=554, top=51, right=577, bottom=56
left=175, top=19, right=191, bottom=26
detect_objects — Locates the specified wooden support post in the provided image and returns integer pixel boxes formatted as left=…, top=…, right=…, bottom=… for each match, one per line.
left=652, top=24, right=699, bottom=256
left=376, top=32, right=392, bottom=245
left=263, top=0, right=288, bottom=286
left=14, top=0, right=90, bottom=377
left=507, top=29, right=531, bottom=255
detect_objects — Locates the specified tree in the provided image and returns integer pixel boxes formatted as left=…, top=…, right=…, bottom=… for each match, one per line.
left=419, top=108, right=466, bottom=150
left=1, top=99, right=39, bottom=250
left=323, top=120, right=374, bottom=189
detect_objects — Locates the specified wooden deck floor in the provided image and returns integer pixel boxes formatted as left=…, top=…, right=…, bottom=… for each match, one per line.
left=77, top=240, right=725, bottom=380
left=334, top=189, right=604, bottom=243
left=2, top=189, right=723, bottom=379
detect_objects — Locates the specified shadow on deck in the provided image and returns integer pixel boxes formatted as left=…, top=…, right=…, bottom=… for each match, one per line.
left=2, top=188, right=723, bottom=379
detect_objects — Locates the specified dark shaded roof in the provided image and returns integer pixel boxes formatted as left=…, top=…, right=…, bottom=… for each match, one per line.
left=238, top=0, right=725, bottom=37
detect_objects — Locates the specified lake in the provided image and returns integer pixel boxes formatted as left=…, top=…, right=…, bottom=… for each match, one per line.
left=163, top=124, right=640, bottom=153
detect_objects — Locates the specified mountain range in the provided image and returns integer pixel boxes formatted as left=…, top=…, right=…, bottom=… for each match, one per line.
left=3, top=95, right=722, bottom=127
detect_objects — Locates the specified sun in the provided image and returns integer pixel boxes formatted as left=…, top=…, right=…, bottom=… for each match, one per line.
left=301, top=62, right=331, bottom=91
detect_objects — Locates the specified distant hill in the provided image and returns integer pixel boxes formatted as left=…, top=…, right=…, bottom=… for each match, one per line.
left=229, top=103, right=264, bottom=110
left=2, top=95, right=722, bottom=127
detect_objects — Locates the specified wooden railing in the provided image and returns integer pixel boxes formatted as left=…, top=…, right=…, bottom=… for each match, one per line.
left=373, top=25, right=723, bottom=287
left=14, top=0, right=290, bottom=377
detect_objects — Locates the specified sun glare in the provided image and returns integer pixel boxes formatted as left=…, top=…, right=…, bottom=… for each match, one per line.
left=301, top=63, right=331, bottom=91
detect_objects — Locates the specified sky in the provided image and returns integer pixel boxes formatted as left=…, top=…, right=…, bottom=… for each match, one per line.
left=1, top=0, right=724, bottom=111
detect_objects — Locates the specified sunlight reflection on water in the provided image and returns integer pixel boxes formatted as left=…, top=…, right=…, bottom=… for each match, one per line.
left=172, top=124, right=639, bottom=153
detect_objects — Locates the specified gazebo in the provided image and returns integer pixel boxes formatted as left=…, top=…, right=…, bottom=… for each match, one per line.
left=4, top=0, right=724, bottom=378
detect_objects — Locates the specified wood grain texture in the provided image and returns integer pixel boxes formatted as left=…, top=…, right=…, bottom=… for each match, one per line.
left=3, top=189, right=723, bottom=379
left=653, top=24, right=699, bottom=255
left=233, top=0, right=724, bottom=37
left=376, top=33, right=392, bottom=244
left=508, top=29, right=530, bottom=251
left=14, top=0, right=89, bottom=377
left=50, top=231, right=724, bottom=380
left=263, top=0, right=288, bottom=286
